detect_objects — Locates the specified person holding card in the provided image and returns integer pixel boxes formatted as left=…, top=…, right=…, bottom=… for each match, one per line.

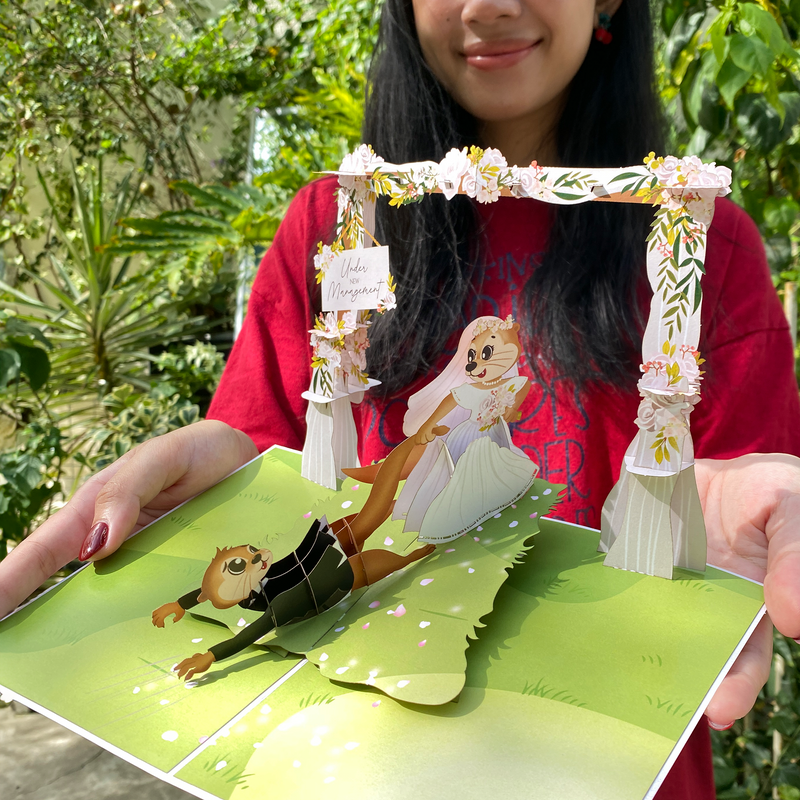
left=2, top=1, right=800, bottom=799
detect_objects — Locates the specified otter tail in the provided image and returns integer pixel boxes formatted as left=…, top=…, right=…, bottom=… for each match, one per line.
left=349, top=437, right=418, bottom=533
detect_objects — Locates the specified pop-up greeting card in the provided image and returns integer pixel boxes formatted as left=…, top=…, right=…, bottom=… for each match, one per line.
left=0, top=448, right=763, bottom=800
left=0, top=148, right=750, bottom=800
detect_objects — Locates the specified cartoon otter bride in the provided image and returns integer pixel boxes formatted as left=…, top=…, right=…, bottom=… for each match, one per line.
left=363, top=315, right=538, bottom=543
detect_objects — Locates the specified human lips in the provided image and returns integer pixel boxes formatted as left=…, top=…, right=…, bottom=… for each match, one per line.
left=462, top=39, right=541, bottom=71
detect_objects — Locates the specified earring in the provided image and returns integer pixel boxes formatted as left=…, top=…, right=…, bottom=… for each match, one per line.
left=594, top=12, right=613, bottom=45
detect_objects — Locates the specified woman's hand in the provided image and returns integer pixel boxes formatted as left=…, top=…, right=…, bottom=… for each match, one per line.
left=696, top=454, right=800, bottom=728
left=0, top=420, right=258, bottom=620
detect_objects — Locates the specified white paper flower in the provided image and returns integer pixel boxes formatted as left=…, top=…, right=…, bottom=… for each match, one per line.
left=310, top=311, right=342, bottom=340
left=638, top=354, right=671, bottom=392
left=677, top=354, right=700, bottom=387
left=511, top=164, right=554, bottom=201
left=313, top=245, right=335, bottom=278
left=635, top=392, right=691, bottom=435
left=339, top=144, right=384, bottom=180
left=678, top=156, right=731, bottom=190
left=653, top=155, right=680, bottom=185
left=338, top=145, right=385, bottom=198
left=342, top=330, right=368, bottom=373
left=340, top=310, right=361, bottom=336
left=635, top=397, right=659, bottom=431
left=437, top=148, right=471, bottom=200
left=314, top=336, right=342, bottom=368
left=460, top=147, right=508, bottom=204
left=377, top=289, right=396, bottom=313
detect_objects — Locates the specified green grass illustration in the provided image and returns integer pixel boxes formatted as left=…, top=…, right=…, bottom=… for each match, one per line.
left=169, top=514, right=200, bottom=531
left=298, top=692, right=337, bottom=709
left=644, top=696, right=694, bottom=719
left=238, top=491, right=278, bottom=505
left=673, top=578, right=716, bottom=593
left=522, top=677, right=587, bottom=707
left=197, top=751, right=252, bottom=789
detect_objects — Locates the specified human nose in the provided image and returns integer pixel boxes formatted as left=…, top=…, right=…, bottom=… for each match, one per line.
left=461, top=0, right=522, bottom=25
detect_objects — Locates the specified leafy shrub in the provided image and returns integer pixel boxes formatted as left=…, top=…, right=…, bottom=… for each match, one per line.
left=0, top=422, right=65, bottom=556
left=90, top=383, right=200, bottom=470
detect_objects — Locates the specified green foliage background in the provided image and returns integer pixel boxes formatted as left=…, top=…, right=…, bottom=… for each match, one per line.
left=1, top=0, right=799, bottom=796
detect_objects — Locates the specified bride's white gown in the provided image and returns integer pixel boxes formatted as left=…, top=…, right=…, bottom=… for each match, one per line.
left=393, top=378, right=539, bottom=544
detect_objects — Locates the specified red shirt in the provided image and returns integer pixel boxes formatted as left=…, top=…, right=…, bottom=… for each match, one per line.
left=208, top=175, right=800, bottom=798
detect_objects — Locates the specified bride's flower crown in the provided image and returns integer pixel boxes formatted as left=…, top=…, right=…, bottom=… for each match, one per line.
left=472, top=314, right=515, bottom=337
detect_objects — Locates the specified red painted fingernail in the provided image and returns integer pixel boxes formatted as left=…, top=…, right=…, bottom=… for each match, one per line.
left=80, top=522, right=109, bottom=561
left=708, top=719, right=735, bottom=731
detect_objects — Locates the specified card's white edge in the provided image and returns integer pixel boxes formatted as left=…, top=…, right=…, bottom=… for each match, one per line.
left=0, top=657, right=309, bottom=800
left=1, top=463, right=768, bottom=799
left=643, top=603, right=767, bottom=800
left=0, top=680, right=216, bottom=800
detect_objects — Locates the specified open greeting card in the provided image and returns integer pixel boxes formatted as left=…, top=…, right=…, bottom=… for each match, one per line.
left=0, top=148, right=763, bottom=800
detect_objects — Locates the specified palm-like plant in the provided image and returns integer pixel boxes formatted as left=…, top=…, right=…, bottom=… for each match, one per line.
left=0, top=160, right=206, bottom=448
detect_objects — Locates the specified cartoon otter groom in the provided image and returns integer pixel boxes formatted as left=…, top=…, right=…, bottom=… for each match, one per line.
left=152, top=436, right=434, bottom=680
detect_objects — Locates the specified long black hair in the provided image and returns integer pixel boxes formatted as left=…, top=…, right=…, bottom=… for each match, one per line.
left=361, top=0, right=665, bottom=395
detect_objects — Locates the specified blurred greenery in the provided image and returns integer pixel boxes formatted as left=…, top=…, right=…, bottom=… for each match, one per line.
left=658, top=0, right=800, bottom=284
left=1, top=0, right=799, bottom=794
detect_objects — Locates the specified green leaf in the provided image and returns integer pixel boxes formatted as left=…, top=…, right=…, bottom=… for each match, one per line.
left=716, top=58, right=751, bottom=109
left=764, top=197, right=800, bottom=237
left=665, top=11, right=705, bottom=69
left=765, top=235, right=793, bottom=273
left=0, top=348, right=21, bottom=389
left=12, top=344, right=51, bottom=391
left=680, top=51, right=719, bottom=130
left=3, top=318, right=52, bottom=350
left=739, top=3, right=795, bottom=57
left=729, top=34, right=773, bottom=79
left=709, top=10, right=734, bottom=65
left=735, top=93, right=784, bottom=153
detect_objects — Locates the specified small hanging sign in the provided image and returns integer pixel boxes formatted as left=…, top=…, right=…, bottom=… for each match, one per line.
left=321, top=246, right=391, bottom=312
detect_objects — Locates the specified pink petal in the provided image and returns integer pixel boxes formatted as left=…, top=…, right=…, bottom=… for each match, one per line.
left=303, top=512, right=312, bottom=518
left=369, top=601, right=380, bottom=608
left=393, top=604, right=407, bottom=617
left=352, top=484, right=360, bottom=491
left=362, top=623, right=370, bottom=629
left=418, top=640, right=427, bottom=647
left=420, top=579, right=433, bottom=586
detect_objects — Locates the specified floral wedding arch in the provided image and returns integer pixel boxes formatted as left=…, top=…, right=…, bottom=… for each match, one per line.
left=299, top=144, right=732, bottom=580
